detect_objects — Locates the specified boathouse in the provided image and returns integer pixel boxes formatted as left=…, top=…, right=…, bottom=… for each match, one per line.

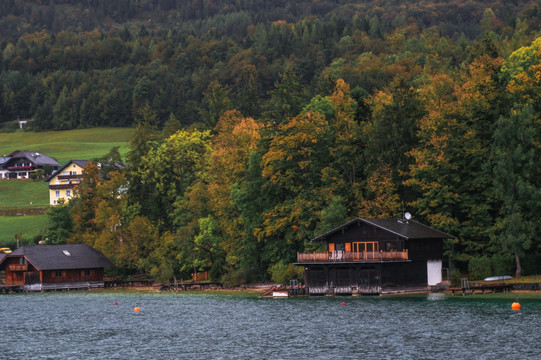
left=296, top=217, right=454, bottom=295
left=0, top=244, right=113, bottom=292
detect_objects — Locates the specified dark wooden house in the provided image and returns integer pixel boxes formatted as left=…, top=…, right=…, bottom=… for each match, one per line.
left=0, top=244, right=113, bottom=291
left=296, top=218, right=454, bottom=295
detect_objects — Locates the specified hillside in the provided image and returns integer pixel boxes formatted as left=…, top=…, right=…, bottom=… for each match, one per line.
left=0, top=127, right=133, bottom=246
left=1, top=1, right=540, bottom=130
left=0, top=1, right=540, bottom=282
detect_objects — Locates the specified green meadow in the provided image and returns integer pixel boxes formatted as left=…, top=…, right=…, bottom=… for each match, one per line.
left=0, top=128, right=133, bottom=243
left=0, top=127, right=134, bottom=163
left=0, top=215, right=49, bottom=245
left=0, top=180, right=49, bottom=207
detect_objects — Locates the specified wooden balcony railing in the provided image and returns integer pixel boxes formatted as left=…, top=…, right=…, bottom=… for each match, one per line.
left=57, top=174, right=83, bottom=180
left=49, top=184, right=78, bottom=190
left=297, top=249, right=408, bottom=262
left=9, top=264, right=28, bottom=271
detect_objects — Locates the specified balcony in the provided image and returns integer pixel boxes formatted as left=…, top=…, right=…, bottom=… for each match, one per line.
left=57, top=174, right=83, bottom=180
left=49, top=184, right=78, bottom=190
left=297, top=249, right=408, bottom=263
left=9, top=264, right=28, bottom=271
left=7, top=166, right=33, bottom=170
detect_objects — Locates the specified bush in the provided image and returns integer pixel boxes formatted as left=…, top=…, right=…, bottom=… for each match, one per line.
left=468, top=256, right=492, bottom=280
left=221, top=265, right=261, bottom=287
left=490, top=253, right=514, bottom=276
left=269, top=262, right=304, bottom=285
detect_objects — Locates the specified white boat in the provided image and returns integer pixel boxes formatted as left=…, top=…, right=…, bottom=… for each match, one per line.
left=483, top=275, right=512, bottom=281
left=272, top=291, right=289, bottom=297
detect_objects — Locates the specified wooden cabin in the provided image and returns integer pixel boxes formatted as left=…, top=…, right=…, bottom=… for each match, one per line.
left=296, top=218, right=453, bottom=295
left=0, top=244, right=113, bottom=292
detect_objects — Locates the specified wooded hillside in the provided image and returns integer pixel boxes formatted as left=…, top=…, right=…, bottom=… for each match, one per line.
left=2, top=0, right=541, bottom=283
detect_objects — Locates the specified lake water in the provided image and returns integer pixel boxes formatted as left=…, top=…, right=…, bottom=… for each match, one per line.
left=1, top=290, right=540, bottom=359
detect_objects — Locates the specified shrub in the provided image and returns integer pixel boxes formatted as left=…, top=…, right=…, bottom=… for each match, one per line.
left=468, top=256, right=492, bottom=280
left=269, top=262, right=304, bottom=285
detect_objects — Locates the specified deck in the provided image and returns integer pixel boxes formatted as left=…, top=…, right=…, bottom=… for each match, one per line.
left=297, top=250, right=408, bottom=263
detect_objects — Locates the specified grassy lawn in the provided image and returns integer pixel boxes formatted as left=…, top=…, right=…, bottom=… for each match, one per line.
left=0, top=215, right=48, bottom=245
left=0, top=127, right=134, bottom=163
left=0, top=180, right=49, bottom=207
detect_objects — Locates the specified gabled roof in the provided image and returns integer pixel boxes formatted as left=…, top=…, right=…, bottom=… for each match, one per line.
left=4, top=244, right=113, bottom=270
left=7, top=150, right=60, bottom=167
left=311, top=217, right=454, bottom=242
left=45, top=160, right=89, bottom=182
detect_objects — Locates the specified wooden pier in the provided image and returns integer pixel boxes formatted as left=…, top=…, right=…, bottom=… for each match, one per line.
left=448, top=283, right=512, bottom=295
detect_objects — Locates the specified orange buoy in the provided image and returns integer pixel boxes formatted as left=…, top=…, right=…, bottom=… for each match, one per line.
left=134, top=307, right=141, bottom=312
left=511, top=302, right=520, bottom=310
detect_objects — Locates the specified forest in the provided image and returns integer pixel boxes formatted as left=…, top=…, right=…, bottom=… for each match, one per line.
left=1, top=0, right=541, bottom=284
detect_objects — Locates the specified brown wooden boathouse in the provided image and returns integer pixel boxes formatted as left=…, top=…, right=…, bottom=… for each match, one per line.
left=296, top=218, right=454, bottom=295
left=0, top=244, right=113, bottom=292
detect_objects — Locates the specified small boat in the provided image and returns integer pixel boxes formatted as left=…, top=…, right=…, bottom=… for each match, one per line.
left=483, top=275, right=512, bottom=282
left=272, top=291, right=289, bottom=298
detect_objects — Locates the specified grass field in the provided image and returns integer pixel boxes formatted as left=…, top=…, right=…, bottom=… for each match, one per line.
left=0, top=215, right=48, bottom=245
left=0, top=127, right=134, bottom=163
left=0, top=180, right=49, bottom=206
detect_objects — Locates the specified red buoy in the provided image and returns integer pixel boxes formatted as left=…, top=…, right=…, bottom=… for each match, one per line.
left=114, top=302, right=118, bottom=305
left=341, top=302, right=346, bottom=306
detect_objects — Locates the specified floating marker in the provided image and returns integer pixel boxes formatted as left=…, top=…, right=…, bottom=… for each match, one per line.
left=114, top=302, right=118, bottom=305
left=511, top=302, right=521, bottom=311
left=341, top=302, right=346, bottom=306
left=134, top=307, right=141, bottom=312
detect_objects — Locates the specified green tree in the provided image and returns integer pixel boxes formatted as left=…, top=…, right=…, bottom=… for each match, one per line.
left=492, top=105, right=541, bottom=277
left=46, top=199, right=73, bottom=244
left=140, top=129, right=212, bottom=228
left=266, top=65, right=305, bottom=123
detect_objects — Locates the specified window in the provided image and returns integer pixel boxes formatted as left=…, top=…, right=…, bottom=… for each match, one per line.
left=53, top=200, right=57, bottom=205
left=66, top=190, right=71, bottom=197
left=55, top=190, right=60, bottom=198
left=84, top=269, right=91, bottom=277
left=55, top=271, right=62, bottom=277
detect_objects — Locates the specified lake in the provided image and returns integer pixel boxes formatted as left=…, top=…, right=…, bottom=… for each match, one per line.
left=1, top=290, right=540, bottom=359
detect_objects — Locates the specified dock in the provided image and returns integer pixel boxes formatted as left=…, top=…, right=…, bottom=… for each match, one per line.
left=448, top=282, right=512, bottom=295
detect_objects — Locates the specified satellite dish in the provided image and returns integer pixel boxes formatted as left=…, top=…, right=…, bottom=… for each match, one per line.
left=404, top=212, right=412, bottom=220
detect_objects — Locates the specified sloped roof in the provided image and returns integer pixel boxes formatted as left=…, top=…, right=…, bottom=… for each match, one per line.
left=0, top=253, right=5, bottom=263
left=7, top=244, right=113, bottom=270
left=45, top=160, right=89, bottom=182
left=7, top=150, right=60, bottom=167
left=311, top=217, right=454, bottom=242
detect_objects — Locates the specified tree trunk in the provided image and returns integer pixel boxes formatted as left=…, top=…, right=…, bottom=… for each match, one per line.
left=515, top=252, right=522, bottom=278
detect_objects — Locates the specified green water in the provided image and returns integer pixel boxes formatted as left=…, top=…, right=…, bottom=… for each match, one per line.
left=1, top=291, right=539, bottom=359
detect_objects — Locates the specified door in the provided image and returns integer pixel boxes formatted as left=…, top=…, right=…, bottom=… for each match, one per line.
left=352, top=242, right=379, bottom=260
